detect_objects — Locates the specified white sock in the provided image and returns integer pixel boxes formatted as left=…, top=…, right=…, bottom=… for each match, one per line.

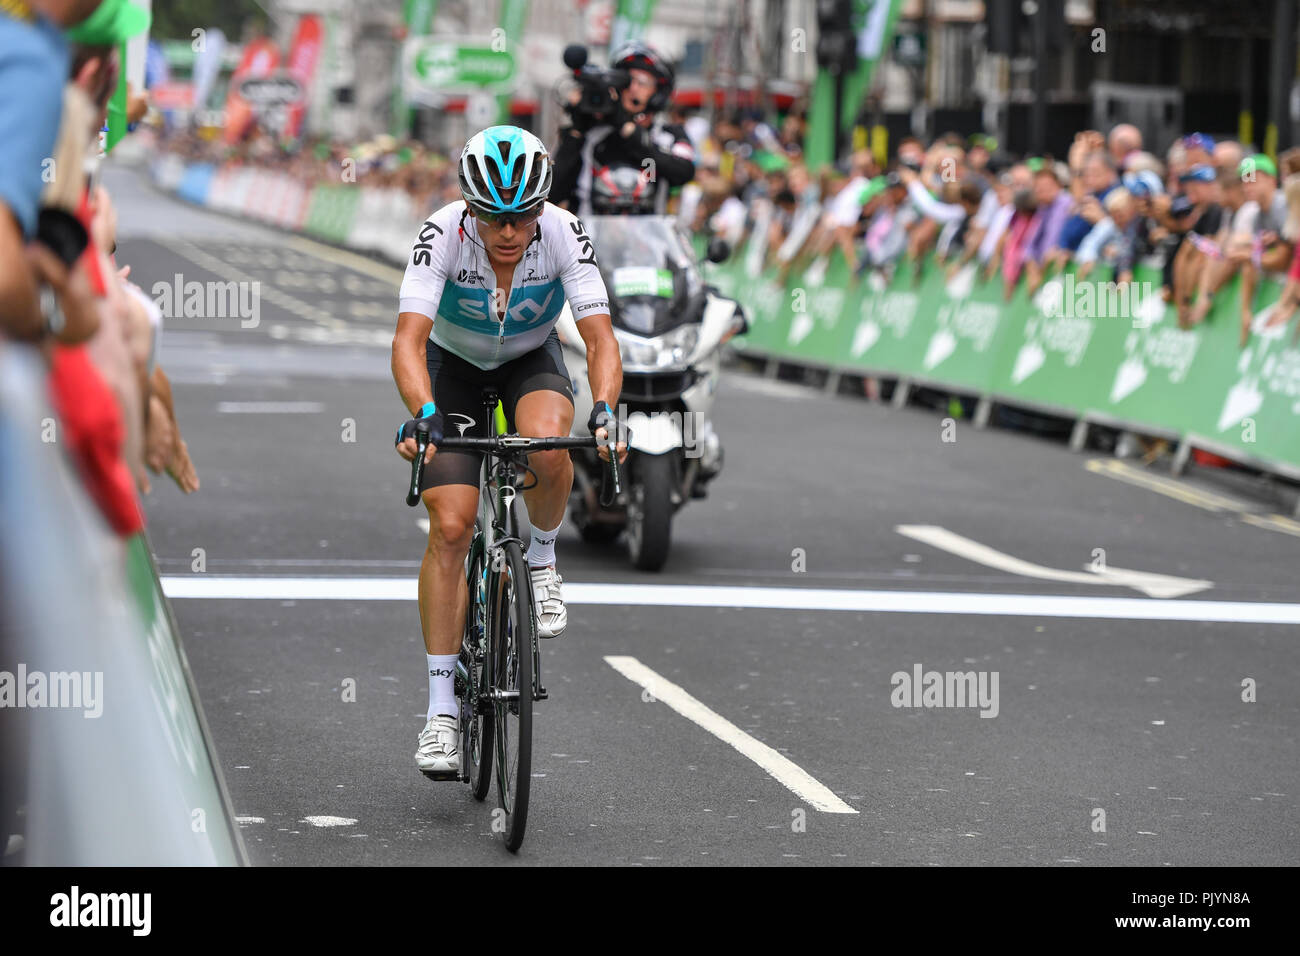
left=525, top=518, right=562, bottom=568
left=426, top=653, right=458, bottom=721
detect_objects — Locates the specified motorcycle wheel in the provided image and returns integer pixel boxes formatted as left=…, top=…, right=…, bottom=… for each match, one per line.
left=625, top=453, right=674, bottom=572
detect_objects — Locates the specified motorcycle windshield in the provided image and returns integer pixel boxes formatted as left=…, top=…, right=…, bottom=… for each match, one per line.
left=587, top=216, right=704, bottom=336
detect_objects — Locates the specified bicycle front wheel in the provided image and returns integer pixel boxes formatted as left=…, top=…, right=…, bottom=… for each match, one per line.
left=490, top=540, right=534, bottom=852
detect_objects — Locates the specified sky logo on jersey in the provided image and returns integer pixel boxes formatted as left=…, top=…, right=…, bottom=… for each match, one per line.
left=412, top=220, right=444, bottom=267
left=442, top=282, right=561, bottom=336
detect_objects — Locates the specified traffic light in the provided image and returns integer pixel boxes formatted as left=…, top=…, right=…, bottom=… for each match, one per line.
left=816, top=0, right=858, bottom=75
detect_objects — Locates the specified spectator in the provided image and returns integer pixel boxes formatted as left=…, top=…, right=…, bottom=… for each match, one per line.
left=1169, top=165, right=1225, bottom=324
left=0, top=0, right=90, bottom=338
left=1022, top=165, right=1074, bottom=293
left=1049, top=150, right=1119, bottom=269
left=1189, top=154, right=1292, bottom=344
left=1213, top=140, right=1245, bottom=173
left=1108, top=123, right=1143, bottom=171
left=1076, top=187, right=1137, bottom=281
left=1263, top=174, right=1300, bottom=340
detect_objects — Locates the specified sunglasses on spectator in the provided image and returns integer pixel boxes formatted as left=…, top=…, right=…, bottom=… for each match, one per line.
left=475, top=205, right=543, bottom=229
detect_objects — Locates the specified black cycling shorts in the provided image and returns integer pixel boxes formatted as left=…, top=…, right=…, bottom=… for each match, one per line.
left=419, top=328, right=574, bottom=490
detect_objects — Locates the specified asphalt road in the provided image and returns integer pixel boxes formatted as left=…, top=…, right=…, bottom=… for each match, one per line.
left=113, top=164, right=1300, bottom=866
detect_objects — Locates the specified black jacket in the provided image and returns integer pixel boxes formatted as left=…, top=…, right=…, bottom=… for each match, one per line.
left=552, top=116, right=696, bottom=216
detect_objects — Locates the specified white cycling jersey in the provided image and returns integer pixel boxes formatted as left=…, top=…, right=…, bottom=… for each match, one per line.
left=398, top=200, right=610, bottom=370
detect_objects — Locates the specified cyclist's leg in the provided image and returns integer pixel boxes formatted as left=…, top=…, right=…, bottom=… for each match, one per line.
left=417, top=344, right=491, bottom=656
left=415, top=346, right=488, bottom=771
left=500, top=331, right=576, bottom=637
left=501, top=330, right=576, bottom=545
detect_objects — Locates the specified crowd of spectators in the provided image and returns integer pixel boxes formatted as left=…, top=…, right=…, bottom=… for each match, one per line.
left=683, top=115, right=1300, bottom=348
left=144, top=56, right=1300, bottom=360
left=2, top=0, right=196, bottom=546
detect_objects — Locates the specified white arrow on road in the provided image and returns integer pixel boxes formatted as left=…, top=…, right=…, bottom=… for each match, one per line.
left=895, top=525, right=1212, bottom=599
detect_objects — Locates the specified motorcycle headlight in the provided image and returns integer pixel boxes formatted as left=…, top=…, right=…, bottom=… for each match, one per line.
left=616, top=326, right=700, bottom=369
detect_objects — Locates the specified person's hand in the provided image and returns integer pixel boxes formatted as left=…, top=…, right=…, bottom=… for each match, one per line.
left=897, top=167, right=917, bottom=186
left=1079, top=197, right=1103, bottom=224
left=1151, top=194, right=1172, bottom=218
left=588, top=400, right=628, bottom=464
left=25, top=241, right=71, bottom=296
left=395, top=402, right=443, bottom=464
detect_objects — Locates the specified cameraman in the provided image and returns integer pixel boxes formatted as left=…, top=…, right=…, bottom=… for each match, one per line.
left=552, top=42, right=696, bottom=216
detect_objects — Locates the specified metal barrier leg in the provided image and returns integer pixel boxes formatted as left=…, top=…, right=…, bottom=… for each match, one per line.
left=974, top=397, right=992, bottom=430
left=892, top=379, right=911, bottom=410
left=1171, top=439, right=1193, bottom=477
left=1069, top=418, right=1089, bottom=453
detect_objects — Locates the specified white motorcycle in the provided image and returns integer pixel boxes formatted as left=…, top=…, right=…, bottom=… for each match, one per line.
left=555, top=215, right=747, bottom=571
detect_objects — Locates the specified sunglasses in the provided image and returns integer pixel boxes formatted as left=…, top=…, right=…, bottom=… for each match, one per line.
left=475, top=205, right=543, bottom=229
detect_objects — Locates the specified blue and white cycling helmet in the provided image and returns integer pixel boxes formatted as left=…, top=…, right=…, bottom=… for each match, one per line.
left=458, top=125, right=553, bottom=218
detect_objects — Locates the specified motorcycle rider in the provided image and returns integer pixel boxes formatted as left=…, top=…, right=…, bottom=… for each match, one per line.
left=551, top=41, right=697, bottom=217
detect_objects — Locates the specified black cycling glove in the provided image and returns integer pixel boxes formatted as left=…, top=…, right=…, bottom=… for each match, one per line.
left=587, top=400, right=614, bottom=436
left=396, top=401, right=444, bottom=447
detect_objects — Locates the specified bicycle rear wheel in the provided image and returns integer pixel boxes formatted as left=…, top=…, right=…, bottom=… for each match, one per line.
left=491, top=540, right=534, bottom=852
left=462, top=525, right=493, bottom=800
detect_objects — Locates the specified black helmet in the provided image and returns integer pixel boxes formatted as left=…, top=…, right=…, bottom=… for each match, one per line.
left=611, top=41, right=675, bottom=113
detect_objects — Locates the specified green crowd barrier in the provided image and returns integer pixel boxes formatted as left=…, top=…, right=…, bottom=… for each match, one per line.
left=124, top=534, right=248, bottom=865
left=705, top=235, right=1300, bottom=475
left=302, top=185, right=362, bottom=245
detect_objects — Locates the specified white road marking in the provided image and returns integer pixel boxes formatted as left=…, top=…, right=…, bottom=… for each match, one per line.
left=216, top=401, right=324, bottom=414
left=301, top=816, right=356, bottom=827
left=603, top=655, right=857, bottom=814
left=159, top=576, right=1300, bottom=623
left=896, top=525, right=1212, bottom=599
left=235, top=816, right=265, bottom=825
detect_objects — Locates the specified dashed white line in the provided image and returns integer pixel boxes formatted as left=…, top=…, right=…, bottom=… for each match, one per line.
left=216, top=401, right=324, bottom=414
left=603, top=655, right=857, bottom=814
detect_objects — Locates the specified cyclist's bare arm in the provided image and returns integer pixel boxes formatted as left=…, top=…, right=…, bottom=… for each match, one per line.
left=392, top=310, right=435, bottom=463
left=576, top=311, right=627, bottom=462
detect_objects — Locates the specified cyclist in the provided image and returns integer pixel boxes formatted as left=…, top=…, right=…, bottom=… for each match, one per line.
left=393, top=126, right=627, bottom=775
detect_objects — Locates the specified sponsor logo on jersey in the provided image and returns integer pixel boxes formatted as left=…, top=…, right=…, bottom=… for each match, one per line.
left=412, top=219, right=444, bottom=267
left=570, top=218, right=598, bottom=267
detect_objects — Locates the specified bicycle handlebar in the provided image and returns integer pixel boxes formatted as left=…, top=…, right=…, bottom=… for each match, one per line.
left=405, top=421, right=622, bottom=507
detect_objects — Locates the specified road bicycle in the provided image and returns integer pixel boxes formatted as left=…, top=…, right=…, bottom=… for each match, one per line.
left=405, top=386, right=620, bottom=852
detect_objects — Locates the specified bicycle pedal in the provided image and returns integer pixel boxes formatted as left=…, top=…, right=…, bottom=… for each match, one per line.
left=420, top=769, right=460, bottom=782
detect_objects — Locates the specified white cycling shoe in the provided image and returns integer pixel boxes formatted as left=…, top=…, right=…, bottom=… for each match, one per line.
left=529, top=565, right=567, bottom=639
left=415, top=714, right=460, bottom=775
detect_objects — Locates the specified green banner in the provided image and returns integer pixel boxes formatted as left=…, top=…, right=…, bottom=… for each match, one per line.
left=804, top=0, right=904, bottom=170
left=495, top=0, right=531, bottom=124
left=106, top=41, right=129, bottom=152
left=392, top=0, right=439, bottom=137
left=302, top=185, right=361, bottom=244
left=711, top=237, right=1300, bottom=472
left=610, top=0, right=660, bottom=52
left=124, top=534, right=245, bottom=865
